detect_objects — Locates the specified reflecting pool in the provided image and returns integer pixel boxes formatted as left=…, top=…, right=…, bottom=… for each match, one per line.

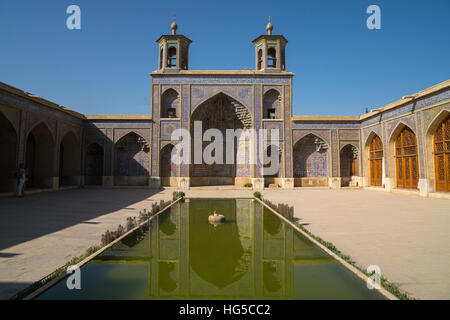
left=36, top=198, right=384, bottom=299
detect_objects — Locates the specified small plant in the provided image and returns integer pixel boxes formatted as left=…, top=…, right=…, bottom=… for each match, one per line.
left=173, top=191, right=185, bottom=200
left=253, top=191, right=261, bottom=199
left=244, top=183, right=253, bottom=188
left=100, top=224, right=126, bottom=246
left=11, top=245, right=101, bottom=300
left=126, top=216, right=137, bottom=231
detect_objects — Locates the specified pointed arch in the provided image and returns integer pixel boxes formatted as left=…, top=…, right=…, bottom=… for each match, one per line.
left=114, top=130, right=150, bottom=145
left=426, top=109, right=450, bottom=192
left=388, top=123, right=419, bottom=189
left=191, top=90, right=253, bottom=120
left=425, top=108, right=450, bottom=136
left=388, top=121, right=417, bottom=144
left=340, top=144, right=358, bottom=186
left=293, top=133, right=329, bottom=179
left=59, top=131, right=81, bottom=186
left=85, top=142, right=104, bottom=185
left=364, top=129, right=381, bottom=148
left=263, top=143, right=282, bottom=187
left=0, top=111, right=18, bottom=192
left=263, top=88, right=281, bottom=119
left=160, top=143, right=177, bottom=186
left=25, top=122, right=55, bottom=188
left=26, top=121, right=55, bottom=144
left=190, top=92, right=252, bottom=186
left=114, top=132, right=150, bottom=186
left=161, top=88, right=180, bottom=118
left=364, top=133, right=384, bottom=187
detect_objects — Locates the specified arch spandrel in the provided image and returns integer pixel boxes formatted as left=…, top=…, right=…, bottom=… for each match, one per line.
left=191, top=86, right=253, bottom=115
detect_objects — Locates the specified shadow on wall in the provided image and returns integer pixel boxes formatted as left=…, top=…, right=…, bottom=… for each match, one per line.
left=0, top=112, right=17, bottom=192
left=114, top=132, right=150, bottom=186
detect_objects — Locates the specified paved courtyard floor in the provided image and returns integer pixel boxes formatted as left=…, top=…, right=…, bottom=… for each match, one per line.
left=0, top=188, right=174, bottom=299
left=0, top=187, right=448, bottom=299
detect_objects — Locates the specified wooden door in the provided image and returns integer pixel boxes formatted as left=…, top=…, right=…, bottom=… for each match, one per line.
left=434, top=115, right=450, bottom=192
left=369, top=135, right=383, bottom=186
left=395, top=127, right=419, bottom=189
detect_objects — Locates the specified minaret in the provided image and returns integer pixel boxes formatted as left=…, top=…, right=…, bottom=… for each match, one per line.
left=156, top=15, right=192, bottom=72
left=252, top=16, right=288, bottom=72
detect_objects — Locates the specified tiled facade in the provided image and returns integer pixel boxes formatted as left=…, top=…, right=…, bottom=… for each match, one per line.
left=1, top=24, right=449, bottom=197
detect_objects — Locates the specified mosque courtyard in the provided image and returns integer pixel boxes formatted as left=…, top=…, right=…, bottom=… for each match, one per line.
left=0, top=188, right=448, bottom=300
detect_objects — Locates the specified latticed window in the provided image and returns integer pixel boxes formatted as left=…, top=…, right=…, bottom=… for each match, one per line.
left=433, top=115, right=450, bottom=192
left=395, top=127, right=418, bottom=189
left=369, top=135, right=383, bottom=186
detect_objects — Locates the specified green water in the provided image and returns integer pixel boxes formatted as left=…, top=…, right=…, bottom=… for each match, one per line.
left=36, top=199, right=384, bottom=300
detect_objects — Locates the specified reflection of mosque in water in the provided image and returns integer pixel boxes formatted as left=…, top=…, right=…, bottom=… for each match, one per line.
left=90, top=199, right=332, bottom=299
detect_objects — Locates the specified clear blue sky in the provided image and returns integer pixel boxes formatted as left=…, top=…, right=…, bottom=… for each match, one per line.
left=0, top=0, right=449, bottom=116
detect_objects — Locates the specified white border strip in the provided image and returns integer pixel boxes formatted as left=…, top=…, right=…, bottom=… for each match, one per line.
left=254, top=197, right=398, bottom=300
left=23, top=197, right=183, bottom=300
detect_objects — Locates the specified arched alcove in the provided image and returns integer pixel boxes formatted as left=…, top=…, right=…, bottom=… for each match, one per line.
left=25, top=122, right=55, bottom=189
left=161, top=88, right=180, bottom=118
left=263, top=144, right=282, bottom=187
left=389, top=124, right=419, bottom=189
left=160, top=144, right=176, bottom=186
left=59, top=131, right=81, bottom=186
left=340, top=144, right=358, bottom=187
left=431, top=114, right=450, bottom=192
left=190, top=92, right=252, bottom=186
left=292, top=134, right=329, bottom=187
left=85, top=143, right=104, bottom=186
left=114, top=132, right=150, bottom=186
left=0, top=111, right=18, bottom=192
left=365, top=133, right=384, bottom=187
left=263, top=89, right=281, bottom=119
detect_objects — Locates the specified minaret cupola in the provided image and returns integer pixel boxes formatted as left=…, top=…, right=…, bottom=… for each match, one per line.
left=156, top=15, right=192, bottom=72
left=252, top=16, right=287, bottom=72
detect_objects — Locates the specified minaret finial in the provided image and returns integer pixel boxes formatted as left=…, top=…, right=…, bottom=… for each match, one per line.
left=171, top=14, right=178, bottom=35
left=266, top=15, right=273, bottom=35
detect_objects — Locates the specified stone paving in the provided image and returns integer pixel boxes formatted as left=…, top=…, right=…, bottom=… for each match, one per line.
left=0, top=188, right=173, bottom=299
left=0, top=187, right=448, bottom=299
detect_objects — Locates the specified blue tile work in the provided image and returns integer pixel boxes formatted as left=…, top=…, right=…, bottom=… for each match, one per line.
left=284, top=85, right=292, bottom=177
left=114, top=128, right=151, bottom=144
left=181, top=84, right=189, bottom=177
left=292, top=122, right=360, bottom=129
left=292, top=130, right=330, bottom=146
left=361, top=90, right=450, bottom=127
left=331, top=129, right=339, bottom=177
left=151, top=85, right=160, bottom=177
left=0, top=91, right=84, bottom=126
left=339, top=130, right=359, bottom=140
left=293, top=135, right=328, bottom=177
left=161, top=85, right=180, bottom=95
left=160, top=121, right=180, bottom=141
left=361, top=124, right=382, bottom=147
left=152, top=75, right=291, bottom=84
left=263, top=121, right=283, bottom=139
left=88, top=122, right=152, bottom=128
left=416, top=112, right=425, bottom=179
left=263, top=85, right=282, bottom=95
left=254, top=85, right=262, bottom=177
left=191, top=85, right=253, bottom=113
left=385, top=114, right=417, bottom=141
left=105, top=128, right=113, bottom=176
